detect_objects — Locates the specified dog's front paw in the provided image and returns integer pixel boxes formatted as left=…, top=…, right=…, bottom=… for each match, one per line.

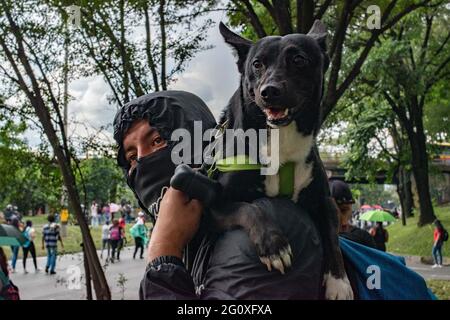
left=323, top=272, right=354, bottom=300
left=253, top=228, right=292, bottom=274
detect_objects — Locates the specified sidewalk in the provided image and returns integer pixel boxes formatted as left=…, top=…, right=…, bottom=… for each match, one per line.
left=401, top=254, right=450, bottom=280
left=9, top=246, right=145, bottom=300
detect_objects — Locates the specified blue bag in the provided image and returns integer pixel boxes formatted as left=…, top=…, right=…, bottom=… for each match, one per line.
left=339, top=237, right=437, bottom=300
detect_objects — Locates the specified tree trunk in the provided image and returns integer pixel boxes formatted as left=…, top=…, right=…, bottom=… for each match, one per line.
left=119, top=0, right=130, bottom=102
left=397, top=165, right=413, bottom=225
left=33, top=97, right=111, bottom=299
left=407, top=120, right=436, bottom=226
left=1, top=3, right=111, bottom=299
left=403, top=169, right=413, bottom=218
left=159, top=0, right=167, bottom=90
left=297, top=0, right=314, bottom=33
left=143, top=1, right=160, bottom=92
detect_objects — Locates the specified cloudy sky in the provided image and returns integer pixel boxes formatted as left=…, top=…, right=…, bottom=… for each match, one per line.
left=30, top=12, right=240, bottom=149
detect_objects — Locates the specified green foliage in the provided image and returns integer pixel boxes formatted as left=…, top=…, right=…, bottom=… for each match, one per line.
left=426, top=280, right=450, bottom=300
left=0, top=119, right=62, bottom=213
left=425, top=81, right=450, bottom=142
left=387, top=204, right=450, bottom=257
left=76, top=157, right=135, bottom=206
left=337, top=5, right=449, bottom=193
left=352, top=183, right=399, bottom=207
left=342, top=101, right=397, bottom=183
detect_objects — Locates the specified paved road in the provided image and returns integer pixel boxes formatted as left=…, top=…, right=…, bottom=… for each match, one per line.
left=403, top=256, right=450, bottom=280
left=8, top=250, right=449, bottom=300
left=9, top=246, right=145, bottom=300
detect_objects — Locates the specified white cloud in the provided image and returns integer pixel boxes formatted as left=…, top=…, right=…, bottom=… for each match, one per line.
left=170, top=20, right=240, bottom=119
left=24, top=13, right=240, bottom=148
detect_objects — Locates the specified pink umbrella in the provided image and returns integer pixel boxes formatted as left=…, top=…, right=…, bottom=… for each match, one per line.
left=372, top=205, right=383, bottom=210
left=109, top=203, right=121, bottom=213
left=361, top=205, right=372, bottom=210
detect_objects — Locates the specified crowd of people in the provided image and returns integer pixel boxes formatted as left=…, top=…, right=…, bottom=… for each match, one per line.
left=99, top=210, right=150, bottom=263
left=0, top=202, right=152, bottom=300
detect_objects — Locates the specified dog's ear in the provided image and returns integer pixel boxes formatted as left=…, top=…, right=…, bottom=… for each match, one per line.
left=307, top=20, right=329, bottom=71
left=219, top=22, right=252, bottom=73
left=307, top=20, right=327, bottom=53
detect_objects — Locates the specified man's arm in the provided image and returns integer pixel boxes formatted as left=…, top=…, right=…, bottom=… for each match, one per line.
left=140, top=187, right=202, bottom=300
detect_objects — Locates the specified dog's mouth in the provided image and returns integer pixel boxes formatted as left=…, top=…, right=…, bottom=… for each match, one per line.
left=262, top=107, right=293, bottom=126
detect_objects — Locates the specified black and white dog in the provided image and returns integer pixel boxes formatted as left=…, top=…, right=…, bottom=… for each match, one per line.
left=171, top=20, right=353, bottom=299
left=214, top=20, right=353, bottom=300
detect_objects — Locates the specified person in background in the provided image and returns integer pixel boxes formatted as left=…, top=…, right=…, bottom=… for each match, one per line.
left=100, top=221, right=111, bottom=260
left=0, top=247, right=20, bottom=300
left=131, top=212, right=148, bottom=259
left=90, top=201, right=99, bottom=228
left=60, top=207, right=69, bottom=238
left=370, top=222, right=389, bottom=252
left=22, top=220, right=39, bottom=273
left=117, top=214, right=127, bottom=255
left=329, top=180, right=376, bottom=249
left=9, top=216, right=22, bottom=273
left=109, top=219, right=123, bottom=263
left=102, top=204, right=111, bottom=224
left=4, top=204, right=14, bottom=223
left=124, top=203, right=133, bottom=223
left=42, top=214, right=64, bottom=275
left=432, top=219, right=445, bottom=268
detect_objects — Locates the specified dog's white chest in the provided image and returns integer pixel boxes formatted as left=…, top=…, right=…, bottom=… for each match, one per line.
left=262, top=123, right=314, bottom=202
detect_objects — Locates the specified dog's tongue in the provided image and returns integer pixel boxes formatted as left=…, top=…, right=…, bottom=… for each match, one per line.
left=264, top=108, right=287, bottom=120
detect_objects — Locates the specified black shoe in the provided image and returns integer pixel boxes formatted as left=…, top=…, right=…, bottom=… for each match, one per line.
left=140, top=256, right=144, bottom=259
left=45, top=267, right=49, bottom=274
left=50, top=271, right=56, bottom=275
left=133, top=255, right=136, bottom=260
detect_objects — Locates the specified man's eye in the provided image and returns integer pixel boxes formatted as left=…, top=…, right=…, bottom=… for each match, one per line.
left=152, top=136, right=164, bottom=146
left=127, top=154, right=137, bottom=164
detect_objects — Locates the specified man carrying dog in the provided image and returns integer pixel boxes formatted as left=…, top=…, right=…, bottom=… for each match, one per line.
left=113, top=90, right=325, bottom=299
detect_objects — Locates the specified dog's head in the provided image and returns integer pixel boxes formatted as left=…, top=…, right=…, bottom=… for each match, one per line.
left=220, top=21, right=329, bottom=132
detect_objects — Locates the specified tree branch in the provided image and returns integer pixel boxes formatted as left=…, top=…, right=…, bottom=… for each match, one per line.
left=314, top=0, right=333, bottom=22
left=419, top=14, right=433, bottom=64
left=239, top=0, right=267, bottom=38
left=143, top=1, right=160, bottom=91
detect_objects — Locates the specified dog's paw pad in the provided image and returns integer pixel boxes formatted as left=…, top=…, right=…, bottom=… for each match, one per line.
left=324, top=273, right=354, bottom=300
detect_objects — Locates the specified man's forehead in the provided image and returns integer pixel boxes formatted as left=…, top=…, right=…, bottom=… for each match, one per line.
left=123, top=120, right=155, bottom=145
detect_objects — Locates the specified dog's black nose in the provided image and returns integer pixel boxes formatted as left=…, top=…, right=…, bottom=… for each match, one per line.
left=260, top=84, right=282, bottom=101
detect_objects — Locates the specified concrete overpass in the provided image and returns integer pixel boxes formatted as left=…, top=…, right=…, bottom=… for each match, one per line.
left=321, top=154, right=450, bottom=184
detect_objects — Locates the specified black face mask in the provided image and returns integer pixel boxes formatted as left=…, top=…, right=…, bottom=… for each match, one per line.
left=127, top=146, right=176, bottom=219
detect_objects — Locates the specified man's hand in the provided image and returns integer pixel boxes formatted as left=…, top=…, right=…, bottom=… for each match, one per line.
left=147, top=187, right=203, bottom=262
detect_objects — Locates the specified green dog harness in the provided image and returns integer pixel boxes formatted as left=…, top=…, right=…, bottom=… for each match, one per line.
left=209, top=155, right=295, bottom=199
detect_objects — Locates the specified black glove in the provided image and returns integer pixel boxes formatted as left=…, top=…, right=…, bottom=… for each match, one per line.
left=170, top=164, right=222, bottom=207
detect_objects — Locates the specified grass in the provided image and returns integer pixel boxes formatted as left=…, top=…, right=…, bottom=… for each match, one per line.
left=3, top=215, right=150, bottom=259
left=387, top=204, right=450, bottom=259
left=426, top=280, right=450, bottom=300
